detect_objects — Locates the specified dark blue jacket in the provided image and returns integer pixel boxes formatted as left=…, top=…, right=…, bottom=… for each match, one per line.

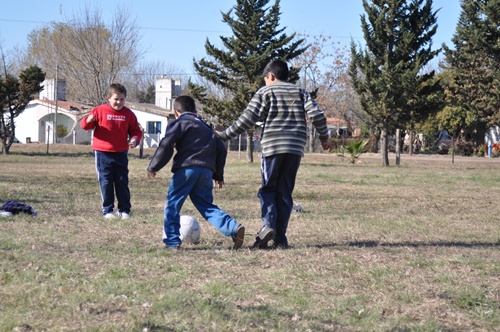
left=147, top=112, right=227, bottom=181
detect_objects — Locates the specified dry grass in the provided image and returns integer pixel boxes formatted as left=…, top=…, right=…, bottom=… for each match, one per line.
left=1, top=143, right=499, bottom=331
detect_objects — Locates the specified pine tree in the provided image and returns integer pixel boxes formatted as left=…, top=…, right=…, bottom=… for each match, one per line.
left=349, top=0, right=439, bottom=165
left=443, top=0, right=500, bottom=128
left=189, top=0, right=307, bottom=162
left=0, top=65, right=45, bottom=154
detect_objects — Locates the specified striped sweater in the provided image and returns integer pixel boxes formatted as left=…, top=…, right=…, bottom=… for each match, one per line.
left=219, top=81, right=329, bottom=157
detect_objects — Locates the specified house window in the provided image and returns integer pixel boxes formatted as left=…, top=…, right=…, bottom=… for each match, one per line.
left=147, top=121, right=161, bottom=134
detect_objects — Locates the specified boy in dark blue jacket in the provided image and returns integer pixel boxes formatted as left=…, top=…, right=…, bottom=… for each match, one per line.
left=147, top=95, right=245, bottom=250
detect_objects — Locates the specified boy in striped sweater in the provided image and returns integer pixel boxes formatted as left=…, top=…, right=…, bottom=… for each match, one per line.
left=219, top=59, right=332, bottom=249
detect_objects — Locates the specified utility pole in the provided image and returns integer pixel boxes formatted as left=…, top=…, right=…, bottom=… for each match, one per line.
left=53, top=3, right=62, bottom=144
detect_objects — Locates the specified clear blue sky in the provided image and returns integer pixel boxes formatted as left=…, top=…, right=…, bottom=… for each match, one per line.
left=0, top=0, right=462, bottom=76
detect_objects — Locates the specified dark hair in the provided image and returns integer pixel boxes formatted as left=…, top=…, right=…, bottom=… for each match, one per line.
left=173, top=95, right=197, bottom=114
left=108, top=83, right=127, bottom=98
left=263, top=59, right=289, bottom=81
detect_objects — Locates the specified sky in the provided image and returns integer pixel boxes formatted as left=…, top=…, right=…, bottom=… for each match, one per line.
left=0, top=0, right=462, bottom=78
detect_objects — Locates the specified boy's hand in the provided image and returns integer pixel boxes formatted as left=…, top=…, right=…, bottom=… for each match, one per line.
left=213, top=180, right=224, bottom=190
left=86, top=114, right=96, bottom=124
left=129, top=138, right=138, bottom=148
left=321, top=141, right=333, bottom=152
left=147, top=171, right=157, bottom=178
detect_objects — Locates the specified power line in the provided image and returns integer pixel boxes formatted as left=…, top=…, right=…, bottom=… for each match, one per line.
left=0, top=18, right=229, bottom=34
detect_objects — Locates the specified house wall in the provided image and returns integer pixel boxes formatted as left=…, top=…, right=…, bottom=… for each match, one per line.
left=132, top=109, right=169, bottom=148
left=15, top=103, right=91, bottom=144
left=15, top=106, right=40, bottom=144
left=15, top=101, right=170, bottom=148
left=40, top=79, right=67, bottom=101
left=155, top=78, right=181, bottom=109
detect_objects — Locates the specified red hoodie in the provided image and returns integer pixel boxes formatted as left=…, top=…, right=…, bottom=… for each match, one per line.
left=80, top=103, right=143, bottom=152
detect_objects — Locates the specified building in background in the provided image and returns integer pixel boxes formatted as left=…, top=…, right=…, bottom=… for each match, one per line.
left=15, top=79, right=178, bottom=148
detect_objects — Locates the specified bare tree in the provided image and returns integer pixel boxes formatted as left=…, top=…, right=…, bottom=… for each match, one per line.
left=23, top=5, right=143, bottom=106
left=291, top=35, right=361, bottom=151
left=124, top=60, right=186, bottom=103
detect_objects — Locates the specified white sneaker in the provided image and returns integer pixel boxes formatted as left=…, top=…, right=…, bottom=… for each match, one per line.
left=104, top=213, right=116, bottom=219
left=120, top=212, right=130, bottom=220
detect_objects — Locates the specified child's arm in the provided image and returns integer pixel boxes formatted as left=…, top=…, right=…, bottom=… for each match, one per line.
left=213, top=136, right=227, bottom=183
left=128, top=115, right=143, bottom=148
left=80, top=112, right=97, bottom=130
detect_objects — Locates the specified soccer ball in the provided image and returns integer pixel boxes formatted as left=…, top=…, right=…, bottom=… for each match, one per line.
left=179, top=215, right=201, bottom=244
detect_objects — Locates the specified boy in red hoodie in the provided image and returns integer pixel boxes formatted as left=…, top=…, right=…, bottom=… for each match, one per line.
left=80, top=83, right=143, bottom=219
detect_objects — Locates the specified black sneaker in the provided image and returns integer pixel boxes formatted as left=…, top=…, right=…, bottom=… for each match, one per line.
left=232, top=225, right=245, bottom=250
left=252, top=236, right=270, bottom=249
left=252, top=225, right=275, bottom=249
left=258, top=225, right=275, bottom=242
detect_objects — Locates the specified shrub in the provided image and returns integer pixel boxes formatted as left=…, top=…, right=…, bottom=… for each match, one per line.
left=341, top=140, right=368, bottom=163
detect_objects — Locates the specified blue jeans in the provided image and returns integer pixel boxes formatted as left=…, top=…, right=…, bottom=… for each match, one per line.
left=258, top=153, right=301, bottom=245
left=163, top=167, right=240, bottom=247
left=94, top=150, right=131, bottom=215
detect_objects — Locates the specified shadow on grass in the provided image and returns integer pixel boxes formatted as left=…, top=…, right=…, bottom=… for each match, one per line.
left=7, top=151, right=153, bottom=159
left=315, top=240, right=500, bottom=249
left=8, top=151, right=95, bottom=158
left=177, top=240, right=500, bottom=252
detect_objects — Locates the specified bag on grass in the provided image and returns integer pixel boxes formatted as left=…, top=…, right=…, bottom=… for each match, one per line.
left=0, top=201, right=37, bottom=216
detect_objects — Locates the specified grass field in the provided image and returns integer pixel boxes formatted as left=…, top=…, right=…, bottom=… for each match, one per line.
left=1, top=144, right=499, bottom=331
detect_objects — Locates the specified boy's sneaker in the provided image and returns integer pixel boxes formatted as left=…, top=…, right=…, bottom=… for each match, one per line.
left=231, top=225, right=245, bottom=250
left=165, top=244, right=181, bottom=251
left=272, top=242, right=289, bottom=250
left=252, top=237, right=270, bottom=249
left=119, top=212, right=130, bottom=220
left=104, top=213, right=116, bottom=219
left=252, top=225, right=275, bottom=249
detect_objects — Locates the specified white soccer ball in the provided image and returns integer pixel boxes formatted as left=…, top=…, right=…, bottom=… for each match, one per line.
left=179, top=215, right=201, bottom=244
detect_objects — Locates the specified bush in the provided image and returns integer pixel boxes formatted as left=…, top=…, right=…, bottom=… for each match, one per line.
left=477, top=144, right=486, bottom=157
left=56, top=125, right=68, bottom=138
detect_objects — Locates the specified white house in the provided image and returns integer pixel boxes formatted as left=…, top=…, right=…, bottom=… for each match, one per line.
left=15, top=79, right=180, bottom=148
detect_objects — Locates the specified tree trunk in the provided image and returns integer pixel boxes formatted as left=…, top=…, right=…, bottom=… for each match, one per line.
left=246, top=130, right=254, bottom=163
left=308, top=122, right=316, bottom=153
left=381, top=123, right=389, bottom=166
left=395, top=128, right=401, bottom=165
left=451, top=136, right=455, bottom=165
left=409, top=121, right=414, bottom=155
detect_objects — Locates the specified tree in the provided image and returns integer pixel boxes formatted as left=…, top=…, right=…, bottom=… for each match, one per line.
left=189, top=0, right=307, bottom=162
left=291, top=35, right=360, bottom=152
left=349, top=0, right=439, bottom=166
left=22, top=6, right=143, bottom=106
left=442, top=0, right=500, bottom=129
left=0, top=51, right=45, bottom=154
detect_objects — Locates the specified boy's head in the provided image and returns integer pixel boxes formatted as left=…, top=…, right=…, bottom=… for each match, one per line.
left=108, top=83, right=127, bottom=98
left=263, top=59, right=289, bottom=85
left=173, top=95, right=197, bottom=117
left=107, top=83, right=127, bottom=111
